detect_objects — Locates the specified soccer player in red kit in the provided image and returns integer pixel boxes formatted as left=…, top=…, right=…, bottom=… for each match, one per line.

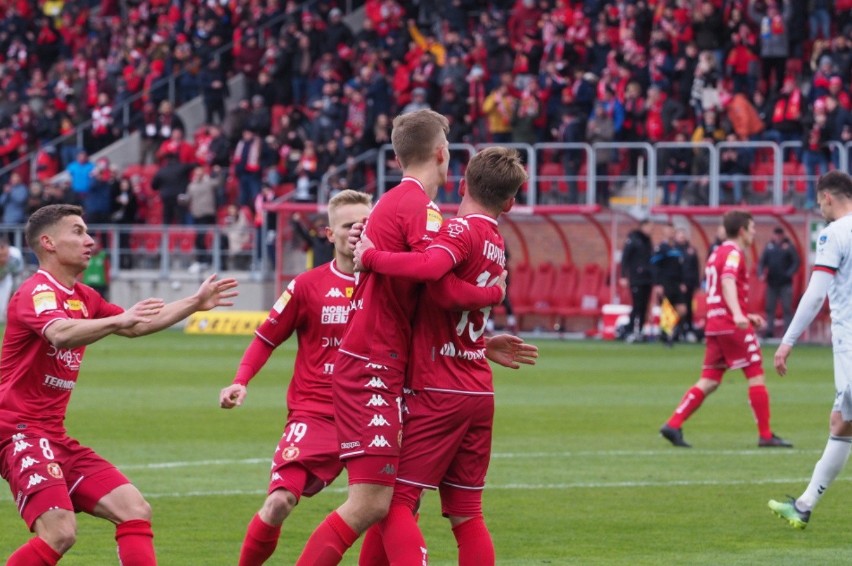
left=353, top=146, right=531, bottom=565
left=0, top=204, right=238, bottom=566
left=659, top=210, right=792, bottom=449
left=218, top=190, right=372, bottom=565
left=295, top=111, right=505, bottom=565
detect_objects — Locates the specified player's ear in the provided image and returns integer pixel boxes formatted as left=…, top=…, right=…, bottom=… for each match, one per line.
left=325, top=226, right=334, bottom=242
left=502, top=196, right=515, bottom=214
left=458, top=178, right=467, bottom=197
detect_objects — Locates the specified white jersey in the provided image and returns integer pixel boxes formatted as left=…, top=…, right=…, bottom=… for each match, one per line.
left=815, top=214, right=852, bottom=352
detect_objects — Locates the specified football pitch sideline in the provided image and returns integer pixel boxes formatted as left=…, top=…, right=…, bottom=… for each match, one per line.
left=2, top=333, right=852, bottom=565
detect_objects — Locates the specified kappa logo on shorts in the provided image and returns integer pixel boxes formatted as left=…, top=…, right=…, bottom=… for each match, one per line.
left=281, top=446, right=300, bottom=461
left=364, top=377, right=388, bottom=389
left=368, top=435, right=392, bottom=448
left=47, top=463, right=63, bottom=479
left=271, top=472, right=282, bottom=482
left=12, top=439, right=33, bottom=455
left=366, top=394, right=389, bottom=407
left=26, top=473, right=47, bottom=489
left=368, top=414, right=391, bottom=427
left=19, top=456, right=39, bottom=472
left=378, top=463, right=396, bottom=475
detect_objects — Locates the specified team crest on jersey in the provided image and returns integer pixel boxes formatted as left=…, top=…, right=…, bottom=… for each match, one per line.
left=65, top=300, right=89, bottom=317
left=33, top=291, right=57, bottom=315
left=281, top=446, right=299, bottom=461
left=426, top=208, right=443, bottom=232
left=47, top=463, right=63, bottom=479
left=819, top=235, right=828, bottom=245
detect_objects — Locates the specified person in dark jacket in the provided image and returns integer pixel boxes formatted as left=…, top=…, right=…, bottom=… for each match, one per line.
left=676, top=227, right=701, bottom=341
left=759, top=226, right=801, bottom=338
left=619, top=218, right=654, bottom=341
left=651, top=222, right=687, bottom=344
left=151, top=153, right=194, bottom=225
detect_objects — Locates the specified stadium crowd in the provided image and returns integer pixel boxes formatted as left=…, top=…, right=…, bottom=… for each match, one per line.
left=1, top=0, right=852, bottom=224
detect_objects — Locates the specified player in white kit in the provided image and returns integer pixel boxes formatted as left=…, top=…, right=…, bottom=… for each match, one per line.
left=769, top=170, right=852, bottom=529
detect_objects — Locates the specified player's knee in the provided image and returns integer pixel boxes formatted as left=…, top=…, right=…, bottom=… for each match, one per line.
left=38, top=511, right=78, bottom=554
left=261, top=489, right=298, bottom=524
left=124, top=498, right=153, bottom=522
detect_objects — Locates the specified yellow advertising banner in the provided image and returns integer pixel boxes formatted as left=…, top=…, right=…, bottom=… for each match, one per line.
left=184, top=311, right=267, bottom=335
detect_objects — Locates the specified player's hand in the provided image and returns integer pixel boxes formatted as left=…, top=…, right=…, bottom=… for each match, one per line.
left=485, top=334, right=538, bottom=369
left=733, top=313, right=749, bottom=329
left=747, top=313, right=766, bottom=330
left=347, top=219, right=367, bottom=251
left=121, top=298, right=165, bottom=327
left=774, top=343, right=793, bottom=377
left=493, top=270, right=508, bottom=303
left=353, top=233, right=375, bottom=272
left=220, top=384, right=247, bottom=408
left=194, top=274, right=239, bottom=311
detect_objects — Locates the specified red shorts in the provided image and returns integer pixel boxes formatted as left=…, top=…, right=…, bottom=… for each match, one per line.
left=332, top=353, right=404, bottom=461
left=0, top=430, right=129, bottom=529
left=396, top=390, right=494, bottom=493
left=268, top=412, right=344, bottom=500
left=702, top=328, right=764, bottom=380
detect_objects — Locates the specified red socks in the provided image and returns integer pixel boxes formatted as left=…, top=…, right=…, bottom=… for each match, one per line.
left=239, top=514, right=282, bottom=566
left=7, top=537, right=61, bottom=566
left=358, top=524, right=390, bottom=566
left=115, top=519, right=157, bottom=566
left=452, top=516, right=494, bottom=566
left=295, top=511, right=358, bottom=566
left=381, top=504, right=427, bottom=565
left=667, top=386, right=706, bottom=428
left=748, top=384, right=772, bottom=439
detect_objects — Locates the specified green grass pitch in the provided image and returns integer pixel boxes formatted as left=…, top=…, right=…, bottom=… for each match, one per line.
left=2, top=333, right=852, bottom=565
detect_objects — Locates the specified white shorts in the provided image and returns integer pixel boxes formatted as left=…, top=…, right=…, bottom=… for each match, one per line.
left=832, top=350, right=852, bottom=420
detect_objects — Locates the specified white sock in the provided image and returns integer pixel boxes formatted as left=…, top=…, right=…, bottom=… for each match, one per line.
left=797, top=435, right=852, bottom=511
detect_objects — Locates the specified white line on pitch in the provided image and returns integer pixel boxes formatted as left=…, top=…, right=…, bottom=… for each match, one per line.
left=119, top=449, right=818, bottom=471
left=142, top=476, right=850, bottom=499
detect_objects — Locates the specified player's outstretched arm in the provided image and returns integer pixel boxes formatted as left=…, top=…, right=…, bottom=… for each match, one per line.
left=45, top=297, right=166, bottom=349
left=485, top=334, right=538, bottom=369
left=220, top=337, right=276, bottom=409
left=117, top=274, right=239, bottom=337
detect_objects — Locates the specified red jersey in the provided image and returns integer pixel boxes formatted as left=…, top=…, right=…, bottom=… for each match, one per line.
left=338, top=177, right=442, bottom=371
left=0, top=270, right=124, bottom=436
left=704, top=241, right=750, bottom=335
left=409, top=214, right=506, bottom=393
left=247, top=261, right=356, bottom=418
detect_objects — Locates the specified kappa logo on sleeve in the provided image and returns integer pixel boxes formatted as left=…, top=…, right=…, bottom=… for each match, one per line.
left=33, top=291, right=58, bottom=315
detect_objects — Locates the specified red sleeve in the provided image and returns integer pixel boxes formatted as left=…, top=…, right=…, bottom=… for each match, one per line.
left=362, top=246, right=455, bottom=281
left=427, top=273, right=503, bottom=311
left=233, top=337, right=275, bottom=386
